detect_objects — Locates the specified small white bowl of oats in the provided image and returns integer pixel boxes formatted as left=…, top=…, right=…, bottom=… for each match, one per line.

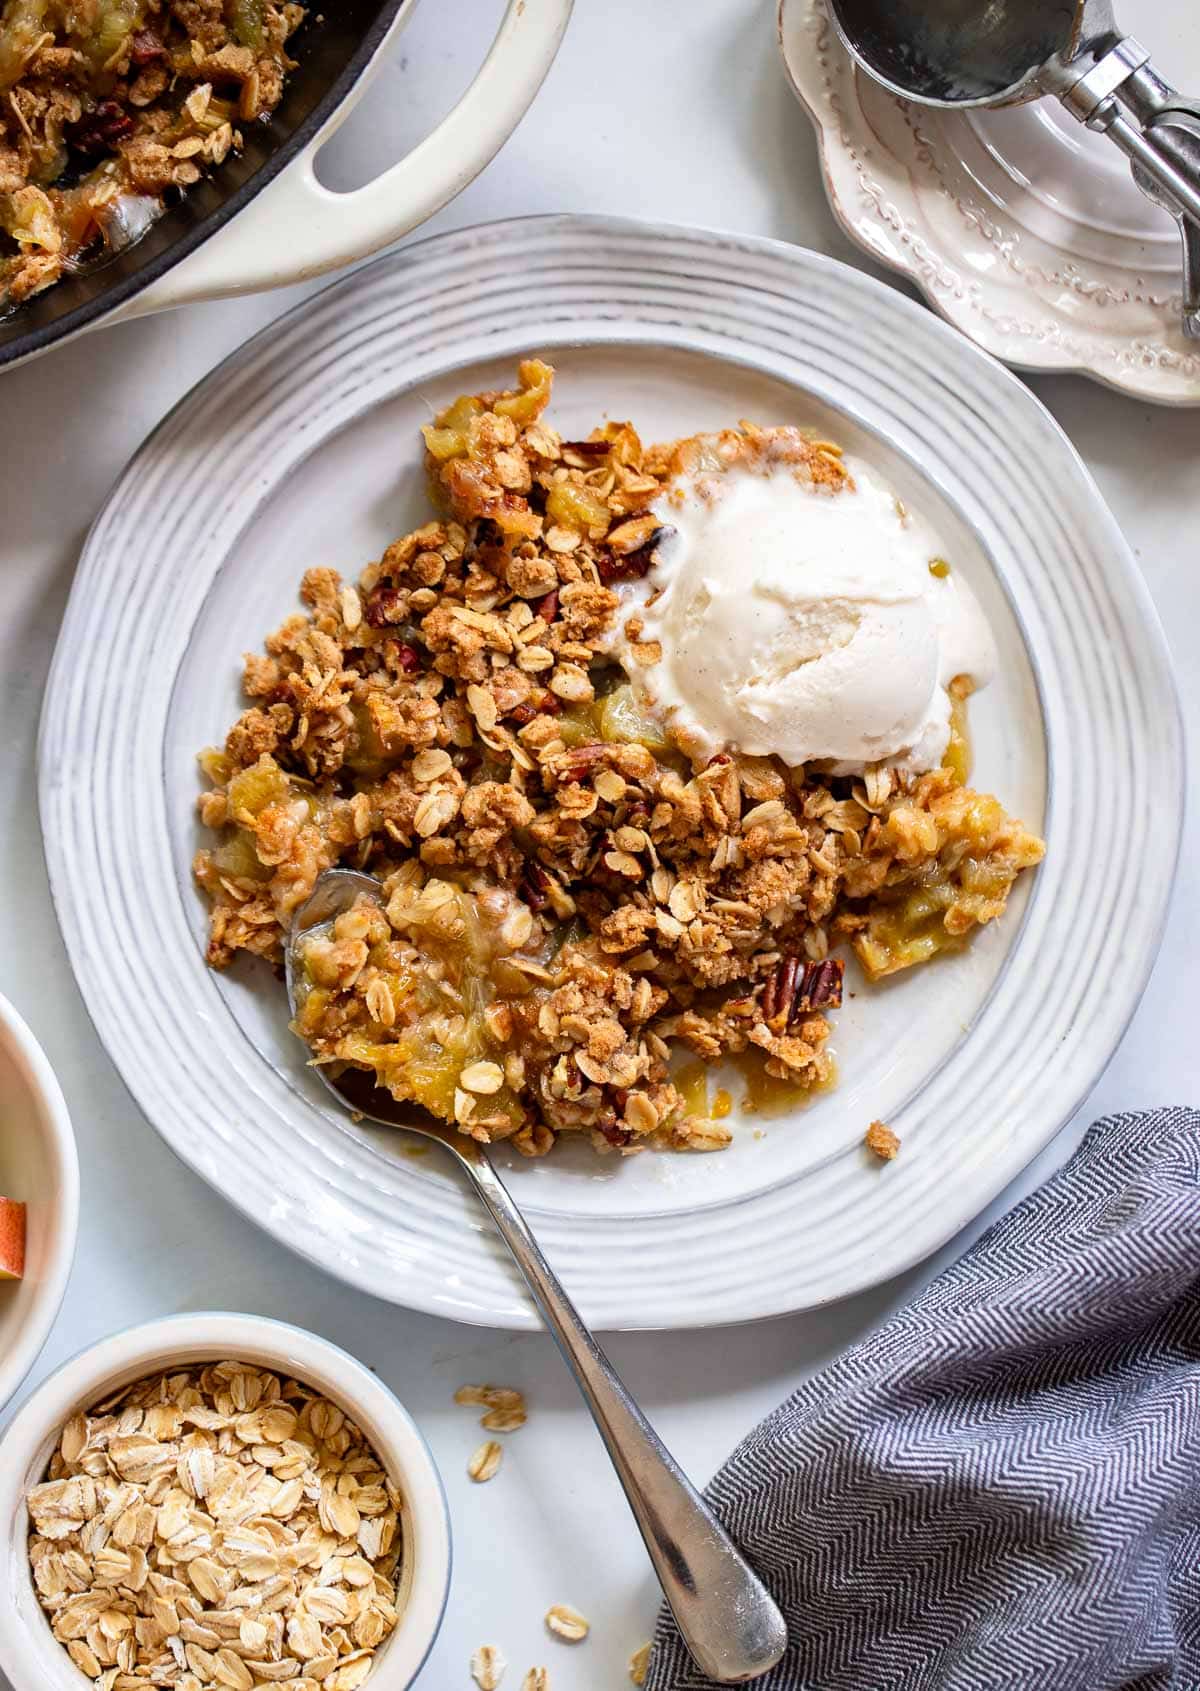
left=0, top=1313, right=451, bottom=1691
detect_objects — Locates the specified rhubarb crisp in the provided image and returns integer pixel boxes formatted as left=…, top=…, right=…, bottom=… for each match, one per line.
left=194, top=360, right=1044, bottom=1157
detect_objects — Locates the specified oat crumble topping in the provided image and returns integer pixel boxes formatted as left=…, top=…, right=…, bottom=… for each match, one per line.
left=194, top=361, right=1044, bottom=1158
left=865, top=1119, right=901, bottom=1161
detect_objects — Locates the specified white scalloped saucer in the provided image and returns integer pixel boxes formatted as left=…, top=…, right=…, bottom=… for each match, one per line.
left=39, top=217, right=1181, bottom=1328
left=780, top=0, right=1200, bottom=405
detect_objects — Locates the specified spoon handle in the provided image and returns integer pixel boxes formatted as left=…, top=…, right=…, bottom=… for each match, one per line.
left=462, top=1149, right=787, bottom=1685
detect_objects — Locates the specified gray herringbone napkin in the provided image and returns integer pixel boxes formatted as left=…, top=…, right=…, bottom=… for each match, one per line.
left=646, top=1108, right=1200, bottom=1691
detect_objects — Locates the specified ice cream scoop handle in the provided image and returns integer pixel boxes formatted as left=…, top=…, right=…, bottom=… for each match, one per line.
left=461, top=1147, right=788, bottom=1684
left=1179, top=218, right=1200, bottom=340
left=1095, top=109, right=1200, bottom=228
left=1134, top=119, right=1200, bottom=339
left=1110, top=64, right=1200, bottom=337
left=1050, top=38, right=1200, bottom=228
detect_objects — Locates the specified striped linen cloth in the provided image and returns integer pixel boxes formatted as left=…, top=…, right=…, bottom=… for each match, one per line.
left=646, top=1108, right=1200, bottom=1691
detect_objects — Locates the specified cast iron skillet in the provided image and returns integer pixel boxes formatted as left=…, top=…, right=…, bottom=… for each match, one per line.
left=0, top=0, right=407, bottom=369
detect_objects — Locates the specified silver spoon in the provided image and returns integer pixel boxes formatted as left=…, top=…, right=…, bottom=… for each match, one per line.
left=286, top=867, right=787, bottom=1686
left=826, top=0, right=1200, bottom=338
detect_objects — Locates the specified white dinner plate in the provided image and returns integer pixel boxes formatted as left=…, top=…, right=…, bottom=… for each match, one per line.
left=39, top=216, right=1181, bottom=1330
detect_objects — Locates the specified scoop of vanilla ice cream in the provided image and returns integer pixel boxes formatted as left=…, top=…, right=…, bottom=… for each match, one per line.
left=615, top=454, right=995, bottom=773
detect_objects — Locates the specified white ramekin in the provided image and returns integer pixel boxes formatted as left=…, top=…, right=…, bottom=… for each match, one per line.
left=0, top=1313, right=451, bottom=1691
left=0, top=992, right=79, bottom=1413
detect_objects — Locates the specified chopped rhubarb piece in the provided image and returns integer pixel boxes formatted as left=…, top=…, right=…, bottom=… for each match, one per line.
left=0, top=1197, right=26, bottom=1280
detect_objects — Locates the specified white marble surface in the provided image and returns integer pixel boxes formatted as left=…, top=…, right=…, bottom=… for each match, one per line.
left=2, top=1, right=1198, bottom=1685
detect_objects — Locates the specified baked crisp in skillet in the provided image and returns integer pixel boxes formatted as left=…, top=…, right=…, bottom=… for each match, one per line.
left=0, top=0, right=303, bottom=307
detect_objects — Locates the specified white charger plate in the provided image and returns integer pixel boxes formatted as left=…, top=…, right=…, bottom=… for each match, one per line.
left=39, top=216, right=1181, bottom=1330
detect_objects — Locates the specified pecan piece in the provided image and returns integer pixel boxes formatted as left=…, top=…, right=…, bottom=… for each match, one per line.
left=129, top=28, right=168, bottom=63
left=513, top=690, right=561, bottom=723
left=795, top=957, right=844, bottom=1014
left=595, top=525, right=673, bottom=585
left=598, top=1118, right=633, bottom=1149
left=68, top=100, right=135, bottom=155
left=555, top=743, right=609, bottom=781
left=762, top=955, right=797, bottom=1032
left=762, top=955, right=844, bottom=1031
left=363, top=585, right=405, bottom=628
left=521, top=860, right=550, bottom=911
left=387, top=639, right=422, bottom=674
left=535, top=589, right=559, bottom=623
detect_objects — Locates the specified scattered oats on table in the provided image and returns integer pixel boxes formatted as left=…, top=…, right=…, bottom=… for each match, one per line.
left=630, top=1641, right=652, bottom=1684
left=24, top=1361, right=402, bottom=1691
left=455, top=1384, right=527, bottom=1430
left=865, top=1119, right=901, bottom=1160
left=520, top=1670, right=549, bottom=1691
left=481, top=1403, right=527, bottom=1432
left=194, top=359, right=1044, bottom=1163
left=467, top=1439, right=503, bottom=1482
left=471, top=1642, right=507, bottom=1689
left=544, top=1603, right=589, bottom=1643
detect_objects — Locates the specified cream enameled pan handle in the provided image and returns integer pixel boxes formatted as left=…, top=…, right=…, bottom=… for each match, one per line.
left=119, top=0, right=571, bottom=319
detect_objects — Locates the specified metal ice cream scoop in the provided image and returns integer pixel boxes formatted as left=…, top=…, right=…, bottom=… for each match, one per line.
left=826, top=0, right=1200, bottom=338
